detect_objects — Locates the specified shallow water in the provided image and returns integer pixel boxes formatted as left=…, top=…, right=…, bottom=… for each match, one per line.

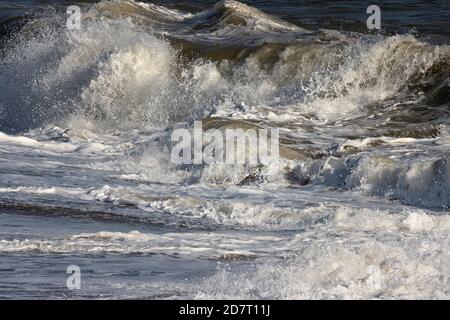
left=0, top=0, right=449, bottom=299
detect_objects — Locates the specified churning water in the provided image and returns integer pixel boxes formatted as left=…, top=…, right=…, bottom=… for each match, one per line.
left=0, top=0, right=449, bottom=299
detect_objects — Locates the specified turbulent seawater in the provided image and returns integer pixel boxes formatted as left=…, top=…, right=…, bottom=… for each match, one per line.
left=0, top=0, right=449, bottom=299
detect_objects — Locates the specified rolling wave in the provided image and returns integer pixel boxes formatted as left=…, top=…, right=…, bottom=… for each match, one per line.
left=0, top=0, right=448, bottom=133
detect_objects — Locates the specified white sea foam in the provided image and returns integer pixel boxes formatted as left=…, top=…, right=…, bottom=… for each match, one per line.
left=193, top=239, right=450, bottom=299
left=0, top=132, right=79, bottom=153
left=87, top=184, right=330, bottom=230
left=290, top=153, right=450, bottom=208
left=0, top=0, right=449, bottom=300
left=0, top=186, right=88, bottom=197
left=0, top=230, right=286, bottom=258
left=2, top=2, right=447, bottom=132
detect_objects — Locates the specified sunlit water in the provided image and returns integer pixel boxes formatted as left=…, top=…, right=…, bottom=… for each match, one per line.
left=0, top=0, right=449, bottom=299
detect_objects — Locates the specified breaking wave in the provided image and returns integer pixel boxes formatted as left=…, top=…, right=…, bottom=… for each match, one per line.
left=0, top=0, right=449, bottom=209
left=0, top=0, right=448, bottom=133
left=0, top=0, right=450, bottom=300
